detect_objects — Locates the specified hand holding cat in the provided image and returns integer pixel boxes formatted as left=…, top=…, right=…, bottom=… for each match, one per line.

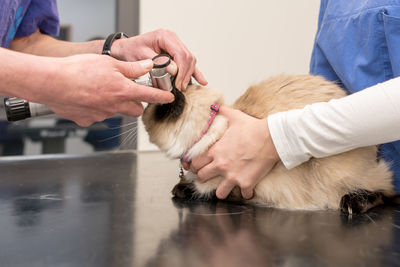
left=185, top=106, right=280, bottom=199
left=111, top=29, right=208, bottom=90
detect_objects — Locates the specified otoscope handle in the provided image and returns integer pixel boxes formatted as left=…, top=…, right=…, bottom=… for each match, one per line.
left=4, top=97, right=53, bottom=121
left=29, top=102, right=53, bottom=117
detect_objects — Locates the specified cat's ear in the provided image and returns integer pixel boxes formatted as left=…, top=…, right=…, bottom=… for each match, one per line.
left=154, top=88, right=186, bottom=121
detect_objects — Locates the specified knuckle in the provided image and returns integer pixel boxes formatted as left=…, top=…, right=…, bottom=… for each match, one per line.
left=183, top=51, right=192, bottom=60
left=224, top=174, right=236, bottom=184
left=209, top=143, right=222, bottom=154
left=156, top=28, right=171, bottom=37
left=215, top=159, right=228, bottom=171
left=128, top=64, right=137, bottom=78
left=154, top=28, right=163, bottom=35
left=197, top=172, right=205, bottom=181
left=187, top=52, right=194, bottom=61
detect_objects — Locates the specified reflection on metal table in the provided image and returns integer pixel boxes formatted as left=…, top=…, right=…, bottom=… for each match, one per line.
left=0, top=151, right=399, bottom=267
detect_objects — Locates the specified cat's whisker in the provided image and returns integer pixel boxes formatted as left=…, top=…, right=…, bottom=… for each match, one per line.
left=123, top=131, right=138, bottom=148
left=99, top=126, right=137, bottom=143
left=119, top=128, right=138, bottom=149
left=126, top=136, right=138, bottom=149
left=106, top=120, right=138, bottom=130
left=120, top=128, right=136, bottom=144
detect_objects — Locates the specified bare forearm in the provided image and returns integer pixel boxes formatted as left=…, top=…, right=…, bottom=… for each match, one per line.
left=0, top=47, right=58, bottom=100
left=9, top=29, right=104, bottom=57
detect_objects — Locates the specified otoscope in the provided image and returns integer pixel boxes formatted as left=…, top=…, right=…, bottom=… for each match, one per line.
left=2, top=54, right=174, bottom=122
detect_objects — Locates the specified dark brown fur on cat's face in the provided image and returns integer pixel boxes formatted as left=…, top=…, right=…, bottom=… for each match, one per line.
left=152, top=88, right=186, bottom=122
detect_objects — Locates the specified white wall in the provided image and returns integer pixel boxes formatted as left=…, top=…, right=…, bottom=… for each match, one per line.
left=138, top=0, right=321, bottom=151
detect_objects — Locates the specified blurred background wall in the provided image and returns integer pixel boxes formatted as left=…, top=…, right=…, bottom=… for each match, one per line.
left=137, top=0, right=321, bottom=150
left=57, top=0, right=116, bottom=42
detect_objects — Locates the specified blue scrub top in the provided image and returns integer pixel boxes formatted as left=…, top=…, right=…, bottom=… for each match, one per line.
left=0, top=0, right=59, bottom=48
left=310, top=0, right=400, bottom=193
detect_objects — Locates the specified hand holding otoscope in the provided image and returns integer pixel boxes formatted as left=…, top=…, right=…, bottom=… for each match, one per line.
left=3, top=54, right=175, bottom=122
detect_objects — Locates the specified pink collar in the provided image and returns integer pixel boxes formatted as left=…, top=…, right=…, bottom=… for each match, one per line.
left=181, top=104, right=220, bottom=163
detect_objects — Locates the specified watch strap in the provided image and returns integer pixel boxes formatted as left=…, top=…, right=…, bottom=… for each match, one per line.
left=102, top=32, right=128, bottom=57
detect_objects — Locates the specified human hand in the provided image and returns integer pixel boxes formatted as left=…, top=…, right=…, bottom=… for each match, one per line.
left=111, top=29, right=208, bottom=91
left=34, top=54, right=174, bottom=126
left=183, top=106, right=280, bottom=199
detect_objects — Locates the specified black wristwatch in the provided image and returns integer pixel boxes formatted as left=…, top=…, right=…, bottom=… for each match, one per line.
left=102, top=32, right=128, bottom=57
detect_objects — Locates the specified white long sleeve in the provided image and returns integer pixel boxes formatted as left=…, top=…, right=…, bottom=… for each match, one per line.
left=267, top=77, right=400, bottom=169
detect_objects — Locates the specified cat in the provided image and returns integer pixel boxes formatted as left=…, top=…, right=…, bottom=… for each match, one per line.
left=142, top=74, right=396, bottom=214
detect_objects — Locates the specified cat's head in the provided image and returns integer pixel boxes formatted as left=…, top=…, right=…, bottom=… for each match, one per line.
left=142, top=85, right=225, bottom=159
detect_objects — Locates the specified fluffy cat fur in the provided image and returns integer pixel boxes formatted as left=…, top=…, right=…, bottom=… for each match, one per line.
left=142, top=74, right=395, bottom=213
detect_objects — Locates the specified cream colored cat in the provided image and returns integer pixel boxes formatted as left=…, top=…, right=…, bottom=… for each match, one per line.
left=142, top=74, right=395, bottom=214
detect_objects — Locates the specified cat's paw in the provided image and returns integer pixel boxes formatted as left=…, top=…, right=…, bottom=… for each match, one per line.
left=172, top=182, right=196, bottom=199
left=340, top=190, right=384, bottom=215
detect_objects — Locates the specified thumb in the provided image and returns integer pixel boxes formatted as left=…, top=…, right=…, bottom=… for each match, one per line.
left=218, top=106, right=241, bottom=121
left=117, top=59, right=154, bottom=78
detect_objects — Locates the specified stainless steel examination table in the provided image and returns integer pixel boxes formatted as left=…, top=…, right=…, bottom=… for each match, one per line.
left=0, top=151, right=399, bottom=267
